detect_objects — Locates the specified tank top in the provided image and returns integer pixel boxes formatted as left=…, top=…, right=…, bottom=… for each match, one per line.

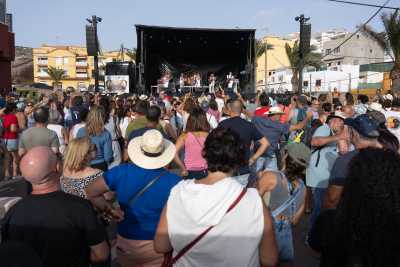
left=184, top=132, right=207, bottom=171
left=267, top=171, right=305, bottom=219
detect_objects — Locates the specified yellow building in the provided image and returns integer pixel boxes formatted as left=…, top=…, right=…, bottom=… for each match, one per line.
left=33, top=45, right=133, bottom=90
left=256, top=36, right=295, bottom=89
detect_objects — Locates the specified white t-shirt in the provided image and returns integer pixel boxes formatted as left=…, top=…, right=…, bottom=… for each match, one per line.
left=206, top=113, right=218, bottom=129
left=167, top=178, right=263, bottom=267
left=215, top=98, right=225, bottom=113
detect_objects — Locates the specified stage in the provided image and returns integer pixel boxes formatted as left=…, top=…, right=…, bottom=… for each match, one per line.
left=135, top=25, right=256, bottom=94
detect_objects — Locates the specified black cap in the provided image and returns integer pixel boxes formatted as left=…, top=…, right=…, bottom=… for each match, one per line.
left=344, top=114, right=380, bottom=138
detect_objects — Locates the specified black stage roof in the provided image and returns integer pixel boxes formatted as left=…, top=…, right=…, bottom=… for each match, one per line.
left=135, top=25, right=256, bottom=92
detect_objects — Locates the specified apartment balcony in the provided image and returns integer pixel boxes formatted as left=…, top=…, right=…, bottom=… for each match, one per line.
left=76, top=61, right=88, bottom=67
left=38, top=72, right=49, bottom=77
left=76, top=73, right=88, bottom=78
left=37, top=60, right=48, bottom=66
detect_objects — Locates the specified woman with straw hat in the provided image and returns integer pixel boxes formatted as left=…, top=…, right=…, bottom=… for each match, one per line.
left=86, top=129, right=180, bottom=267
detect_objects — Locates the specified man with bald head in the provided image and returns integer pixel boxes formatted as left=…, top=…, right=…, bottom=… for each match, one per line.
left=218, top=99, right=269, bottom=186
left=1, top=147, right=109, bottom=267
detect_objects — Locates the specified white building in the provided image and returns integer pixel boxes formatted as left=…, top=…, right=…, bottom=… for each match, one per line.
left=267, top=65, right=360, bottom=93
left=311, top=29, right=349, bottom=54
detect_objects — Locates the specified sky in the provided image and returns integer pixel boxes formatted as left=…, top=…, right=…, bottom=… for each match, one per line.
left=7, top=0, right=399, bottom=50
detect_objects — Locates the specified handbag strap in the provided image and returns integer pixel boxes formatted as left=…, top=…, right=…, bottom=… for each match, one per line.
left=128, top=171, right=167, bottom=206
left=170, top=188, right=247, bottom=265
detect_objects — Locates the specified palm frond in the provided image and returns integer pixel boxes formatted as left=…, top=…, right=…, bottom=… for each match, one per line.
left=45, top=67, right=66, bottom=83
left=358, top=24, right=387, bottom=49
left=382, top=10, right=400, bottom=64
left=256, top=39, right=274, bottom=58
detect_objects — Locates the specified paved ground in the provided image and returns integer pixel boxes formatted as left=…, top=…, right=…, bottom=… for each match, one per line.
left=293, top=215, right=320, bottom=267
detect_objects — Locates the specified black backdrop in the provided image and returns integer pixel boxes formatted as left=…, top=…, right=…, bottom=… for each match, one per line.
left=135, top=25, right=256, bottom=93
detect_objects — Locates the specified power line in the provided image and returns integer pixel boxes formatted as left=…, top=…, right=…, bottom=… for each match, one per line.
left=322, top=0, right=391, bottom=59
left=328, top=0, right=399, bottom=10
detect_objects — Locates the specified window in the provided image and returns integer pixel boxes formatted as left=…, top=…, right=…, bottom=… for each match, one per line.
left=337, top=61, right=341, bottom=65
left=334, top=47, right=340, bottom=53
left=325, top=49, right=331, bottom=56
left=316, top=79, right=322, bottom=86
left=370, top=49, right=373, bottom=53
left=55, top=57, right=62, bottom=66
left=328, top=63, right=332, bottom=67
left=357, top=34, right=360, bottom=39
left=279, top=75, right=283, bottom=82
left=269, top=71, right=272, bottom=76
left=303, top=81, right=309, bottom=87
left=63, top=57, right=69, bottom=64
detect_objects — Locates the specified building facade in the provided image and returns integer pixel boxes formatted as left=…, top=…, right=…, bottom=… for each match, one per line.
left=267, top=65, right=360, bottom=93
left=323, top=31, right=385, bottom=69
left=256, top=36, right=294, bottom=89
left=33, top=45, right=133, bottom=90
left=0, top=0, right=14, bottom=93
left=311, top=29, right=349, bottom=54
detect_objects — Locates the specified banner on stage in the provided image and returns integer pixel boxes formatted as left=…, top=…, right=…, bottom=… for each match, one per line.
left=105, top=75, right=129, bottom=94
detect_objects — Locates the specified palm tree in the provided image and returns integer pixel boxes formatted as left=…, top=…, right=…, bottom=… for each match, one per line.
left=285, top=41, right=322, bottom=93
left=45, top=66, right=66, bottom=90
left=125, top=48, right=136, bottom=62
left=256, top=39, right=274, bottom=58
left=360, top=11, right=400, bottom=96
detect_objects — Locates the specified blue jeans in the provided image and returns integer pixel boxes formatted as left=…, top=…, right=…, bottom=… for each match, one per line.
left=309, top=187, right=326, bottom=228
left=255, top=156, right=278, bottom=172
left=274, top=220, right=294, bottom=262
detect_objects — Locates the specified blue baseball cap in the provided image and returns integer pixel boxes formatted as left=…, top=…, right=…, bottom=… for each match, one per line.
left=344, top=114, right=380, bottom=138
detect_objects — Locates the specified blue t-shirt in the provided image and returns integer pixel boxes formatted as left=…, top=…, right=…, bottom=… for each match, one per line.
left=104, top=163, right=181, bottom=240
left=252, top=116, right=290, bottom=157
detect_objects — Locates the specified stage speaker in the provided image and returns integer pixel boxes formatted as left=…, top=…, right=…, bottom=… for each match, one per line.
left=86, top=25, right=98, bottom=56
left=300, top=23, right=311, bottom=54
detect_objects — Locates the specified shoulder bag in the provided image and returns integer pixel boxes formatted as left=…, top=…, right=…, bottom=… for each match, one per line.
left=161, top=188, right=247, bottom=267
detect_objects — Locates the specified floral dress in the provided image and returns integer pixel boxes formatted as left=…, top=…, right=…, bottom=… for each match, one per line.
left=60, top=171, right=103, bottom=199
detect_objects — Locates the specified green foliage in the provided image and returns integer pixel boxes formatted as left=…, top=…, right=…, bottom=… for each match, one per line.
left=125, top=48, right=137, bottom=61
left=45, top=67, right=66, bottom=85
left=256, top=39, right=274, bottom=58
left=382, top=10, right=400, bottom=65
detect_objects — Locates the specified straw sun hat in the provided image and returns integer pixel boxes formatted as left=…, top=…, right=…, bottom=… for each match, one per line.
left=128, top=129, right=176, bottom=169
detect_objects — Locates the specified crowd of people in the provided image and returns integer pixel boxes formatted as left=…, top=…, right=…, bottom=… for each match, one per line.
left=0, top=87, right=399, bottom=267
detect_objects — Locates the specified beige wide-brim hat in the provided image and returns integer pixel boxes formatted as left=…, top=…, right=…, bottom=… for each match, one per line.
left=128, top=129, right=176, bottom=170
left=265, top=106, right=285, bottom=116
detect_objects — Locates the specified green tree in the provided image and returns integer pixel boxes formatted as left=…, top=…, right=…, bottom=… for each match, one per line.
left=360, top=11, right=400, bottom=95
left=45, top=66, right=66, bottom=90
left=285, top=41, right=322, bottom=93
left=125, top=48, right=137, bottom=62
left=256, top=39, right=274, bottom=58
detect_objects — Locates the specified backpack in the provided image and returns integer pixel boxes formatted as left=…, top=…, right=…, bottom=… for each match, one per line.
left=304, top=119, right=323, bottom=148
left=310, top=127, right=333, bottom=168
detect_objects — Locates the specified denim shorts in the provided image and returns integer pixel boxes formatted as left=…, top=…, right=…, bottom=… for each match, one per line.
left=2, top=139, right=18, bottom=152
left=274, top=220, right=294, bottom=262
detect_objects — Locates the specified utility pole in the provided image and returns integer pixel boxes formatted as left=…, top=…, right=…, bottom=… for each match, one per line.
left=295, top=14, right=311, bottom=95
left=86, top=15, right=102, bottom=92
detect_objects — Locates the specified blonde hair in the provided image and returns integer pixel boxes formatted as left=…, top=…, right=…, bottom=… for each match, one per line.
left=86, top=106, right=105, bottom=136
left=63, top=137, right=93, bottom=172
